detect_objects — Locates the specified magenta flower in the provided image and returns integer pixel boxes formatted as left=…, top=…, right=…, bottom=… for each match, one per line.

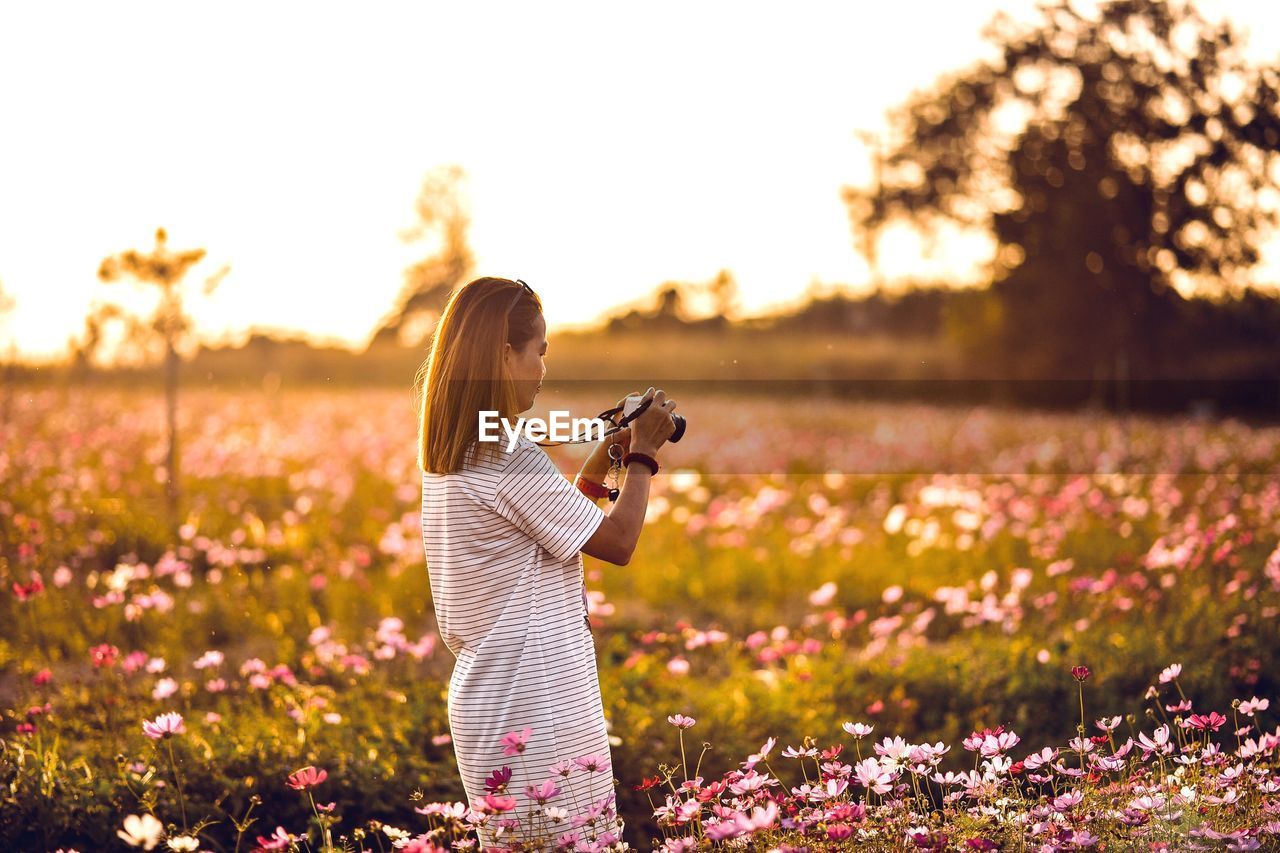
left=484, top=766, right=512, bottom=793
left=1071, top=665, right=1091, bottom=682
left=91, top=643, right=120, bottom=669
left=499, top=727, right=531, bottom=756
left=1184, top=711, right=1227, bottom=732
left=286, top=765, right=328, bottom=790
left=255, top=826, right=295, bottom=851
left=667, top=714, right=696, bottom=729
left=141, top=711, right=185, bottom=740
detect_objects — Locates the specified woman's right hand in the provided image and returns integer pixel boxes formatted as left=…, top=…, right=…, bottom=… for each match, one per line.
left=629, top=387, right=677, bottom=456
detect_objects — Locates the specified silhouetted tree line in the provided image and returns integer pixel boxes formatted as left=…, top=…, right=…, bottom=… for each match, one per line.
left=604, top=271, right=738, bottom=334
left=756, top=286, right=957, bottom=338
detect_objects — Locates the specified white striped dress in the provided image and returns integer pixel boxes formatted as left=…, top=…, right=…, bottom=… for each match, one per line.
left=421, top=433, right=626, bottom=849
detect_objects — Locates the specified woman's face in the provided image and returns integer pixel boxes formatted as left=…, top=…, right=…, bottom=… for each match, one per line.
left=504, top=312, right=547, bottom=413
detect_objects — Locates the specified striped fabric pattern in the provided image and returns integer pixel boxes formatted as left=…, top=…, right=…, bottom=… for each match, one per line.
left=421, top=433, right=625, bottom=848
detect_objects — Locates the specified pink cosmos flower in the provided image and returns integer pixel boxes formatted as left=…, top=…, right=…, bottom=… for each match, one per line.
left=482, top=793, right=517, bottom=813
left=525, top=778, right=561, bottom=804
left=1137, top=724, right=1172, bottom=756
left=874, top=735, right=912, bottom=761
left=286, top=765, right=328, bottom=790
left=193, top=649, right=225, bottom=670
left=91, top=644, right=120, bottom=668
left=667, top=714, right=696, bottom=729
left=151, top=677, right=178, bottom=701
left=255, top=826, right=295, bottom=851
left=499, top=727, right=531, bottom=756
left=1071, top=665, right=1090, bottom=682
left=966, top=727, right=1021, bottom=757
left=120, top=650, right=149, bottom=674
left=854, top=757, right=895, bottom=794
left=826, top=822, right=854, bottom=840
left=1053, top=790, right=1083, bottom=811
left=573, top=754, right=609, bottom=773
left=548, top=759, right=575, bottom=777
left=1158, top=663, right=1182, bottom=684
left=11, top=571, right=44, bottom=602
left=141, top=711, right=185, bottom=739
left=742, top=736, right=776, bottom=770
left=808, top=581, right=837, bottom=607
left=1183, top=711, right=1227, bottom=732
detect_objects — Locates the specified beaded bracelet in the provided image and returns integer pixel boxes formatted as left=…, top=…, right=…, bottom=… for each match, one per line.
left=575, top=476, right=611, bottom=500
left=622, top=451, right=659, bottom=476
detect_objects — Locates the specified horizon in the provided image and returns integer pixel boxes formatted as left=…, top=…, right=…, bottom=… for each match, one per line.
left=2, top=0, right=1278, bottom=363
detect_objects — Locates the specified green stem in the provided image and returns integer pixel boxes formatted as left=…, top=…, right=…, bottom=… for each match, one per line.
left=232, top=796, right=257, bottom=853
left=1077, top=681, right=1087, bottom=774
left=306, top=790, right=333, bottom=853
left=164, top=737, right=188, bottom=831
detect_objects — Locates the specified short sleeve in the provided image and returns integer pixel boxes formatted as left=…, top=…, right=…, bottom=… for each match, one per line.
left=492, top=439, right=607, bottom=562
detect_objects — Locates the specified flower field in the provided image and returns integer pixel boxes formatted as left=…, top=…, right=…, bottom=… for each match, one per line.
left=2, top=386, right=1279, bottom=851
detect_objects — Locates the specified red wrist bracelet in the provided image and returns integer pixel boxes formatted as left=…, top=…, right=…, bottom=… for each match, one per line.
left=622, top=452, right=659, bottom=476
left=575, top=476, right=610, bottom=500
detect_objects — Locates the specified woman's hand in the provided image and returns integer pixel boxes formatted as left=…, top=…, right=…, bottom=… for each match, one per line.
left=629, top=387, right=677, bottom=457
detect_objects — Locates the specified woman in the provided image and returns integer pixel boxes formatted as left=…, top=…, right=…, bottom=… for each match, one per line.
left=416, top=276, right=677, bottom=850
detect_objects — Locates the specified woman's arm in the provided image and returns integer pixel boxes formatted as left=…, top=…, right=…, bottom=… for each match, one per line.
left=580, top=388, right=676, bottom=566
left=580, top=463, right=652, bottom=566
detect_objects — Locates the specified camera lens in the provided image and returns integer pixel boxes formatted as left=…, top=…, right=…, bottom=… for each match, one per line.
left=670, top=414, right=686, bottom=443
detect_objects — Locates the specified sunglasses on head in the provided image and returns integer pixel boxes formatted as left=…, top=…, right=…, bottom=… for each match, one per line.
left=507, top=278, right=535, bottom=313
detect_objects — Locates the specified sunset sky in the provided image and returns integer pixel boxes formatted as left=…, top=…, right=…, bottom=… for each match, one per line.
left=1, top=1, right=1276, bottom=362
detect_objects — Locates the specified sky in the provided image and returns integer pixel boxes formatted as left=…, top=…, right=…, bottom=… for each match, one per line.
left=1, top=1, right=1277, bottom=362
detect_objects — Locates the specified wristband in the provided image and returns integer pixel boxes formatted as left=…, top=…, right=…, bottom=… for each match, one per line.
left=575, top=476, right=610, bottom=500
left=622, top=452, right=659, bottom=476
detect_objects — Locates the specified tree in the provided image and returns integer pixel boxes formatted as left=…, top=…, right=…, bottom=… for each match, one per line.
left=369, top=165, right=475, bottom=349
left=96, top=228, right=229, bottom=527
left=844, top=0, right=1280, bottom=380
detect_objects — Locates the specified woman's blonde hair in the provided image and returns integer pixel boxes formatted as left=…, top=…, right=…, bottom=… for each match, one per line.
left=415, top=276, right=544, bottom=474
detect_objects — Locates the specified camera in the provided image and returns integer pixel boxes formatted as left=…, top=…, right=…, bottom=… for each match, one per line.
left=622, top=394, right=687, bottom=443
